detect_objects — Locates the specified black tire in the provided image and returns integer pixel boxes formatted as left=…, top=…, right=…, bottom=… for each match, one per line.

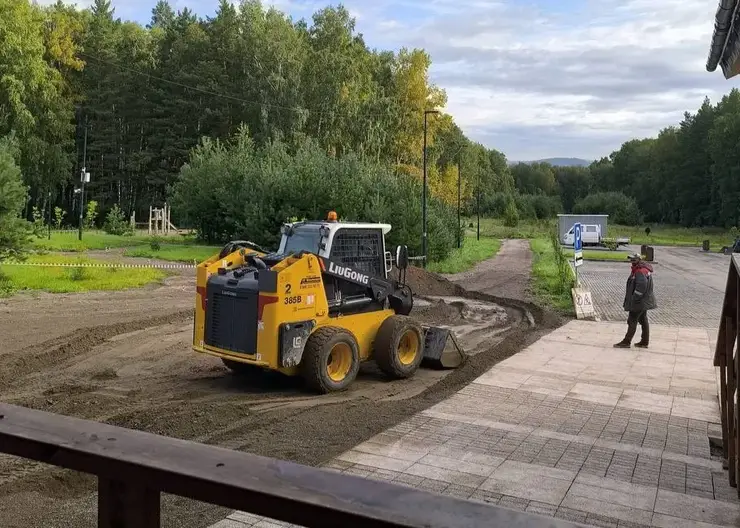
left=374, top=315, right=424, bottom=379
left=301, top=327, right=360, bottom=394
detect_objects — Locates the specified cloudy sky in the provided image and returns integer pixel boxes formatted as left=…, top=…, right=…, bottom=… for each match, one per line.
left=49, top=0, right=731, bottom=161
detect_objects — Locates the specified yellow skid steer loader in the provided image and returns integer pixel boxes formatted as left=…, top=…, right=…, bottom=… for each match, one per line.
left=192, top=213, right=464, bottom=393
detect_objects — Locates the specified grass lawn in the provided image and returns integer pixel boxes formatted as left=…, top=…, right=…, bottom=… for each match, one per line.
left=609, top=225, right=736, bottom=249
left=31, top=230, right=198, bottom=252
left=530, top=238, right=574, bottom=313
left=123, top=244, right=219, bottom=263
left=562, top=249, right=631, bottom=262
left=428, top=236, right=501, bottom=274
left=471, top=217, right=737, bottom=250
left=0, top=254, right=166, bottom=296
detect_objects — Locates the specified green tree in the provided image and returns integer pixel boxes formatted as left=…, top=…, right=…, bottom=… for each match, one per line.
left=0, top=137, right=31, bottom=260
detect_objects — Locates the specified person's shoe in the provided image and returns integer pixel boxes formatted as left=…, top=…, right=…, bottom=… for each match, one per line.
left=635, top=341, right=649, bottom=348
left=613, top=341, right=631, bottom=348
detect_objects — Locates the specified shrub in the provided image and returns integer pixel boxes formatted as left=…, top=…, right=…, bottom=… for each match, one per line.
left=31, top=206, right=45, bottom=238
left=550, top=230, right=573, bottom=294
left=103, top=204, right=134, bottom=235
left=573, top=192, right=641, bottom=225
left=0, top=137, right=31, bottom=261
left=84, top=200, right=99, bottom=229
left=53, top=206, right=66, bottom=229
left=67, top=265, right=87, bottom=281
left=503, top=200, right=520, bottom=227
left=150, top=237, right=162, bottom=251
left=171, top=131, right=460, bottom=261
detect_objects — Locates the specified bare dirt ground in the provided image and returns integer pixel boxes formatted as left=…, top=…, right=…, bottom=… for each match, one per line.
left=445, top=239, right=533, bottom=301
left=0, top=243, right=560, bottom=528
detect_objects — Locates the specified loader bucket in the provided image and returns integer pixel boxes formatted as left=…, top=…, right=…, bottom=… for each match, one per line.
left=422, top=326, right=465, bottom=369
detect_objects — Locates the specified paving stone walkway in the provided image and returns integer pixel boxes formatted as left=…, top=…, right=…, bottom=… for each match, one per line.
left=210, top=320, right=737, bottom=528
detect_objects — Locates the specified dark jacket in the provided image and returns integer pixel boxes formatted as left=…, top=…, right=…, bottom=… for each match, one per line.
left=623, top=262, right=657, bottom=312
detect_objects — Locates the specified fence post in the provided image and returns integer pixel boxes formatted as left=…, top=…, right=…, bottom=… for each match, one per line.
left=98, top=477, right=160, bottom=528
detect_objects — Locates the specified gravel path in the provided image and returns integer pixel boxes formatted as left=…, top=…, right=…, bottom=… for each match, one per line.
left=445, top=239, right=533, bottom=301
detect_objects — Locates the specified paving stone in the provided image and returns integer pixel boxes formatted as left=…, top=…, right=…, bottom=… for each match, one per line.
left=336, top=451, right=414, bottom=471
left=498, top=495, right=530, bottom=511
left=651, top=512, right=730, bottom=528
left=586, top=513, right=619, bottom=528
left=480, top=461, right=575, bottom=505
left=560, top=493, right=653, bottom=525
left=654, top=489, right=740, bottom=526
left=404, top=462, right=486, bottom=487
left=554, top=506, right=589, bottom=523
left=210, top=520, right=252, bottom=528
left=572, top=473, right=656, bottom=511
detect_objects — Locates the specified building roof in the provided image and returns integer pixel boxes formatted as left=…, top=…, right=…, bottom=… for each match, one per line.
left=707, top=0, right=740, bottom=78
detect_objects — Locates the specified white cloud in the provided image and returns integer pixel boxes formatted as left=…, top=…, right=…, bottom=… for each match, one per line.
left=336, top=0, right=729, bottom=160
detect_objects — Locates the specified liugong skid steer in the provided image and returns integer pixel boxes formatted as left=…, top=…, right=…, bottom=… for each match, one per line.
left=192, top=212, right=464, bottom=393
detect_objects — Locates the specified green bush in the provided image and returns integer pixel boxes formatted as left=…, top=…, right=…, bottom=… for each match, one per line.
left=574, top=192, right=642, bottom=225
left=171, top=130, right=460, bottom=262
left=103, top=204, right=134, bottom=236
left=53, top=206, right=65, bottom=229
left=31, top=206, right=45, bottom=238
left=84, top=200, right=99, bottom=229
left=503, top=200, right=520, bottom=227
left=66, top=265, right=87, bottom=281
left=0, top=137, right=31, bottom=261
left=550, top=230, right=573, bottom=293
left=149, top=237, right=162, bottom=251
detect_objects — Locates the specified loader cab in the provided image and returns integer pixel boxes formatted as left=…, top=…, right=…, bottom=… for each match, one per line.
left=278, top=220, right=393, bottom=279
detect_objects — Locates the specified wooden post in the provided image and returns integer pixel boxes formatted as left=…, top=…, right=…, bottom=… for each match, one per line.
left=721, top=339, right=729, bottom=463
left=148, top=206, right=152, bottom=235
left=98, top=477, right=160, bottom=528
left=736, top=274, right=740, bottom=495
left=727, top=314, right=736, bottom=487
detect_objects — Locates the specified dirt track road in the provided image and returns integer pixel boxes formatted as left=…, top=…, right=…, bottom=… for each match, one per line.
left=446, top=239, right=533, bottom=300
left=0, top=248, right=556, bottom=528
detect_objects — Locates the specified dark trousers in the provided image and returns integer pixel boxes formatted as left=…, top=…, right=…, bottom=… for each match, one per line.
left=624, top=310, right=649, bottom=344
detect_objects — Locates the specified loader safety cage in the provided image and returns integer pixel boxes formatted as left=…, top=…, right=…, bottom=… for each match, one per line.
left=0, top=402, right=579, bottom=528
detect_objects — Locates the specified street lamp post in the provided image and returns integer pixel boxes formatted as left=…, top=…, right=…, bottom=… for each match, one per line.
left=477, top=171, right=481, bottom=241
left=457, top=162, right=461, bottom=249
left=78, top=119, right=88, bottom=241
left=422, top=109, right=438, bottom=268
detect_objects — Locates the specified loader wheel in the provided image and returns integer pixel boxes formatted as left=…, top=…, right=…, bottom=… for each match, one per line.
left=374, top=315, right=423, bottom=379
left=301, top=327, right=359, bottom=394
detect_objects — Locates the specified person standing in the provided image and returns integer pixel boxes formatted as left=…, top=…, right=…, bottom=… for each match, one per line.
left=614, top=254, right=657, bottom=348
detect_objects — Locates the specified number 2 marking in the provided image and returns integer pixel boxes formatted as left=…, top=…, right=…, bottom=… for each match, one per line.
left=285, top=284, right=292, bottom=294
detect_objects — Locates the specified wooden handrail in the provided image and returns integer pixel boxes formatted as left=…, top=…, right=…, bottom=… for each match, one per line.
left=0, top=403, right=578, bottom=527
left=714, top=254, right=740, bottom=496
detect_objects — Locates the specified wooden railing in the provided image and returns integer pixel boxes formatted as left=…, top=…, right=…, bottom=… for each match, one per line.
left=0, top=402, right=579, bottom=528
left=715, top=254, right=740, bottom=496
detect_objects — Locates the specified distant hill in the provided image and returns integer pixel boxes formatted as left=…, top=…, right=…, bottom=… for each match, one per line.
left=532, top=157, right=592, bottom=167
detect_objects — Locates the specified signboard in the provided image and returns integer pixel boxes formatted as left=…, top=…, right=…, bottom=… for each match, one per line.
left=573, top=222, right=583, bottom=268
left=571, top=287, right=595, bottom=319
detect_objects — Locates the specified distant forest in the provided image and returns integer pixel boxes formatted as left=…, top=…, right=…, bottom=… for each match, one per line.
left=2, top=0, right=739, bottom=249
left=491, top=90, right=740, bottom=228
